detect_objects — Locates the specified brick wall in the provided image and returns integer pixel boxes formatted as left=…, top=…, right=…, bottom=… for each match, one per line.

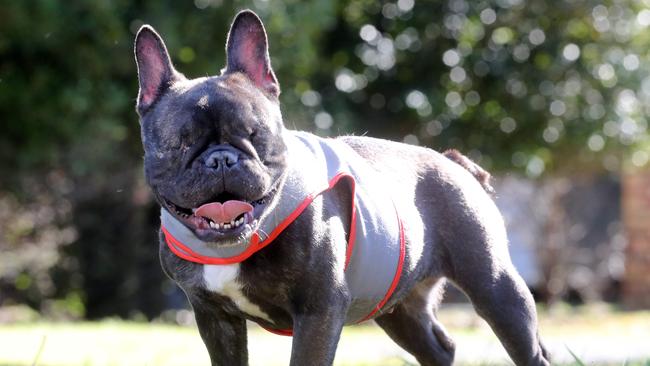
left=622, top=169, right=650, bottom=309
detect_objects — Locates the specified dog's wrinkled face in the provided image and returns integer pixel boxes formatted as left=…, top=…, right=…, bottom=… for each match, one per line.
left=134, top=11, right=287, bottom=244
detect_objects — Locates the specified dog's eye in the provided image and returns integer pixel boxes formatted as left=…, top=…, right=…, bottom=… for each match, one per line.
left=179, top=122, right=202, bottom=144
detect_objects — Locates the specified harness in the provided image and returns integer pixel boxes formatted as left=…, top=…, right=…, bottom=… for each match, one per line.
left=161, top=131, right=405, bottom=336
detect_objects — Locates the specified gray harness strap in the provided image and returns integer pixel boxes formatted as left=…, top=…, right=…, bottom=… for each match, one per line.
left=162, top=131, right=404, bottom=325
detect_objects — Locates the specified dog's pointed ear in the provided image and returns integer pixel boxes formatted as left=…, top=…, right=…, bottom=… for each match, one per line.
left=225, top=10, right=280, bottom=97
left=134, top=25, right=179, bottom=115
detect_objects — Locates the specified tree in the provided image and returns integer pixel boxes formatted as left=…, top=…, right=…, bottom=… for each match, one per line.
left=0, top=0, right=648, bottom=318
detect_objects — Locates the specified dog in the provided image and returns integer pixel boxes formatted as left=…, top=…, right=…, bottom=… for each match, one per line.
left=133, top=9, right=550, bottom=366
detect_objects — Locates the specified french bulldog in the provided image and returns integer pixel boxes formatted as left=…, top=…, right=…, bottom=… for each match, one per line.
left=133, top=9, right=550, bottom=366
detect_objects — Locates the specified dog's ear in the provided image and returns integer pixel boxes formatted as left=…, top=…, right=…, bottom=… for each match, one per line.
left=134, top=25, right=180, bottom=115
left=225, top=10, right=280, bottom=97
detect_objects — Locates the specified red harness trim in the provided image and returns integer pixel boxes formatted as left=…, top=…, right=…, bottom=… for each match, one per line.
left=162, top=172, right=405, bottom=337
left=264, top=212, right=404, bottom=336
left=356, top=202, right=405, bottom=323
left=163, top=173, right=357, bottom=265
left=260, top=327, right=294, bottom=337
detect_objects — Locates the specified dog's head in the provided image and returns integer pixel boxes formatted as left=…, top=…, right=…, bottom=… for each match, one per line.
left=134, top=11, right=287, bottom=245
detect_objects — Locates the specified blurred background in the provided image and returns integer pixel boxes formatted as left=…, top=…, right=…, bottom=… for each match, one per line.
left=1, top=0, right=650, bottom=364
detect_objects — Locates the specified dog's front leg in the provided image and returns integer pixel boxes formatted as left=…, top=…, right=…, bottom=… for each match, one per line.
left=289, top=293, right=350, bottom=366
left=190, top=295, right=248, bottom=366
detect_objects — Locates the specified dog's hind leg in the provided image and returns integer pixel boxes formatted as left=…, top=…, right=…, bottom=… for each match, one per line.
left=441, top=195, right=551, bottom=366
left=375, top=277, right=455, bottom=366
left=447, top=260, right=550, bottom=365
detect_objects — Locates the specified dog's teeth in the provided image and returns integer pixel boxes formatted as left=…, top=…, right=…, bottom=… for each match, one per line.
left=230, top=220, right=235, bottom=226
left=224, top=224, right=231, bottom=229
left=219, top=223, right=224, bottom=229
left=209, top=221, right=217, bottom=229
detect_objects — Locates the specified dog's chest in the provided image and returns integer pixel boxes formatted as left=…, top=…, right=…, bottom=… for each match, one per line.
left=202, top=264, right=272, bottom=322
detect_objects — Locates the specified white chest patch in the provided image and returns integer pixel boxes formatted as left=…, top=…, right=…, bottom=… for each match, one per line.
left=202, top=264, right=273, bottom=323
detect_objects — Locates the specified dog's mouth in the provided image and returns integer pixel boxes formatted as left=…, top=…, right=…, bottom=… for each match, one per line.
left=163, top=189, right=276, bottom=243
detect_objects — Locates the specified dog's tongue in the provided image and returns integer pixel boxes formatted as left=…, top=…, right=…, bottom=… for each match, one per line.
left=195, top=200, right=254, bottom=223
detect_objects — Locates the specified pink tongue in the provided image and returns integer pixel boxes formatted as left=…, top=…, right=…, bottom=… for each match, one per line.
left=195, top=200, right=254, bottom=223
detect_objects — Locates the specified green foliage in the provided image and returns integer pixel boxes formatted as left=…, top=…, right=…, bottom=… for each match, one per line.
left=1, top=0, right=650, bottom=317
left=300, top=0, right=650, bottom=175
left=2, top=0, right=649, bottom=178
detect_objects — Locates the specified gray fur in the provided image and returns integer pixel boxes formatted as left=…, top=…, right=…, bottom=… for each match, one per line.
left=135, top=9, right=550, bottom=366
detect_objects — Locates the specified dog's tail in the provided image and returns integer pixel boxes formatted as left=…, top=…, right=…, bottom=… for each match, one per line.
left=443, top=149, right=495, bottom=195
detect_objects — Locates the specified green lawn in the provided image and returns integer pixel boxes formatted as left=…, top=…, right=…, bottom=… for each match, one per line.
left=1, top=304, right=649, bottom=366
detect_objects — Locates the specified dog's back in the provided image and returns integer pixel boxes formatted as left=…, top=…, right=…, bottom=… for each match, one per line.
left=338, top=135, right=493, bottom=195
left=442, top=149, right=494, bottom=195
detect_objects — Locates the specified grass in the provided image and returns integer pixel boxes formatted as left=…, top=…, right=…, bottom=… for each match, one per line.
left=0, top=304, right=649, bottom=366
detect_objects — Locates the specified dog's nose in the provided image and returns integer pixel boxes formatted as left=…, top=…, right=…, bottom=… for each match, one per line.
left=205, top=149, right=239, bottom=169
